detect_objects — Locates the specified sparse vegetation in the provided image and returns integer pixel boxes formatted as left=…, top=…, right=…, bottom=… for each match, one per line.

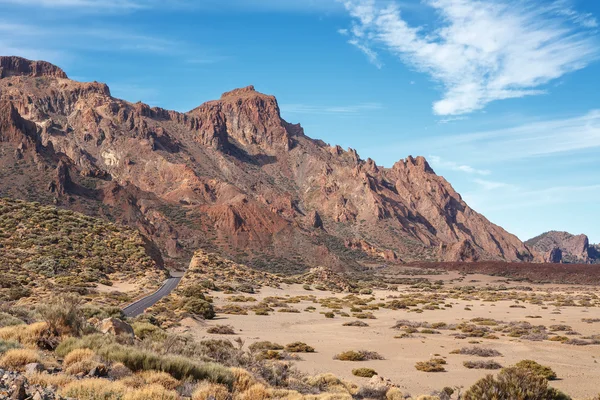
left=463, top=367, right=568, bottom=400
left=334, top=350, right=383, bottom=361
left=352, top=367, right=378, bottom=378
left=415, top=358, right=446, bottom=372
left=206, top=325, right=236, bottom=335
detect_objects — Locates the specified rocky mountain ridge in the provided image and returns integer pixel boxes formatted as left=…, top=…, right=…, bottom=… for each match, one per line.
left=526, top=231, right=599, bottom=264
left=0, top=56, right=533, bottom=272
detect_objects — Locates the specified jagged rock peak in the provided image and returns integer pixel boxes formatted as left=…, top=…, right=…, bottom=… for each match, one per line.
left=221, top=85, right=267, bottom=99
left=0, top=56, right=68, bottom=79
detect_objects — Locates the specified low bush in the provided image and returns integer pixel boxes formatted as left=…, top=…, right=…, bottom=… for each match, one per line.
left=38, top=294, right=85, bottom=337
left=463, top=367, right=568, bottom=400
left=183, top=299, right=215, bottom=319
left=249, top=341, right=284, bottom=352
left=450, top=347, right=502, bottom=357
left=343, top=321, right=369, bottom=327
left=463, top=360, right=502, bottom=370
left=515, top=360, right=557, bottom=380
left=207, top=325, right=236, bottom=335
left=334, top=350, right=383, bottom=361
left=352, top=367, right=378, bottom=378
left=415, top=358, right=446, bottom=372
left=0, top=339, right=20, bottom=355
left=132, top=322, right=166, bottom=340
left=285, top=342, right=315, bottom=353
left=55, top=334, right=234, bottom=386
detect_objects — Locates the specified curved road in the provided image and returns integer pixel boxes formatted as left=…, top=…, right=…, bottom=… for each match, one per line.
left=122, top=275, right=182, bottom=318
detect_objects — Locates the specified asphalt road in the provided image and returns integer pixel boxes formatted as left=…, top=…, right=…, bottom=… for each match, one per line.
left=122, top=276, right=182, bottom=318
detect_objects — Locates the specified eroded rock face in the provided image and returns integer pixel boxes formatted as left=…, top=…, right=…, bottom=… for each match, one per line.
left=0, top=56, right=533, bottom=272
left=526, top=231, right=597, bottom=264
left=0, top=56, right=68, bottom=79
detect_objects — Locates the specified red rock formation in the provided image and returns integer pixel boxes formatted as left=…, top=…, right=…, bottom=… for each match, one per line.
left=0, top=56, right=534, bottom=271
left=526, top=231, right=597, bottom=264
left=0, top=56, right=67, bottom=79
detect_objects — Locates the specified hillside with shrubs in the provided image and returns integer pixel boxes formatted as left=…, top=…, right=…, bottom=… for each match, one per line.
left=0, top=198, right=166, bottom=304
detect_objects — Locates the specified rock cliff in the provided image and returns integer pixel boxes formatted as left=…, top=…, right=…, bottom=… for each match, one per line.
left=0, top=56, right=533, bottom=271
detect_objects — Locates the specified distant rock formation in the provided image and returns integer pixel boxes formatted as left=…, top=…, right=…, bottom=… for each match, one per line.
left=526, top=231, right=599, bottom=264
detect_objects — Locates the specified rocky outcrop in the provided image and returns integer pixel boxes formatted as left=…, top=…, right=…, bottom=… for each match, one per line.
left=526, top=231, right=598, bottom=264
left=0, top=56, right=67, bottom=79
left=0, top=56, right=534, bottom=272
left=99, top=318, right=134, bottom=337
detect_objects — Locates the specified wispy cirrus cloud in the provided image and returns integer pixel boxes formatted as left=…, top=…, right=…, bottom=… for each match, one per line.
left=281, top=102, right=383, bottom=115
left=464, top=183, right=600, bottom=211
left=428, top=155, right=491, bottom=176
left=440, top=109, right=600, bottom=161
left=338, top=0, right=599, bottom=115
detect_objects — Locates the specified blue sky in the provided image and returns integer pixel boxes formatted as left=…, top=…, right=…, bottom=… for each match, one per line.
left=1, top=0, right=599, bottom=243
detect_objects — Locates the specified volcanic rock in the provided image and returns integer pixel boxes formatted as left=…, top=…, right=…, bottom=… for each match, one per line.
left=0, top=56, right=534, bottom=272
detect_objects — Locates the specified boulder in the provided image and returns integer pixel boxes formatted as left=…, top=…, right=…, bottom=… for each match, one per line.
left=24, top=363, right=44, bottom=374
left=99, top=318, right=134, bottom=337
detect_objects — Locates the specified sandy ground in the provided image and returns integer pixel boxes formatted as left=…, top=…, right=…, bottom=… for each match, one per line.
left=176, top=272, right=600, bottom=399
left=95, top=281, right=140, bottom=293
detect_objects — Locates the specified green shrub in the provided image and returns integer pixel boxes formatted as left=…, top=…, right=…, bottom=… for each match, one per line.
left=463, top=360, right=502, bottom=369
left=0, top=313, right=24, bottom=328
left=38, top=294, right=85, bottom=337
left=207, top=325, right=236, bottom=335
left=132, top=322, right=166, bottom=340
left=284, top=342, right=315, bottom=353
left=515, top=360, right=557, bottom=380
left=463, top=367, right=569, bottom=400
left=249, top=341, right=283, bottom=352
left=415, top=358, right=446, bottom=372
left=334, top=350, right=383, bottom=361
left=55, top=334, right=233, bottom=386
left=183, top=299, right=215, bottom=319
left=343, top=321, right=369, bottom=327
left=352, top=367, right=377, bottom=378
left=0, top=340, right=21, bottom=355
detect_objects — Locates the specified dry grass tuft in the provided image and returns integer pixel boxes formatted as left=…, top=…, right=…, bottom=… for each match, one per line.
left=192, top=383, right=231, bottom=400
left=64, top=348, right=95, bottom=367
left=61, top=379, right=126, bottom=400
left=0, top=348, right=40, bottom=370
left=0, top=322, right=47, bottom=346
left=238, top=383, right=271, bottom=400
left=231, top=367, right=257, bottom=393
left=26, top=372, right=74, bottom=388
left=139, top=370, right=180, bottom=390
left=123, top=384, right=179, bottom=400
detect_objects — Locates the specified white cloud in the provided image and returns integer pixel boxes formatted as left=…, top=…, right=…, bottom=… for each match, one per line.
left=473, top=178, right=513, bottom=190
left=428, top=155, right=491, bottom=175
left=339, top=0, right=599, bottom=115
left=464, top=183, right=600, bottom=211
left=440, top=109, right=600, bottom=161
left=281, top=102, right=383, bottom=115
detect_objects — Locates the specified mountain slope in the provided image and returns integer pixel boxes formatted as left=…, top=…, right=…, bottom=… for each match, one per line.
left=526, top=231, right=599, bottom=264
left=0, top=56, right=532, bottom=271
left=0, top=197, right=166, bottom=303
